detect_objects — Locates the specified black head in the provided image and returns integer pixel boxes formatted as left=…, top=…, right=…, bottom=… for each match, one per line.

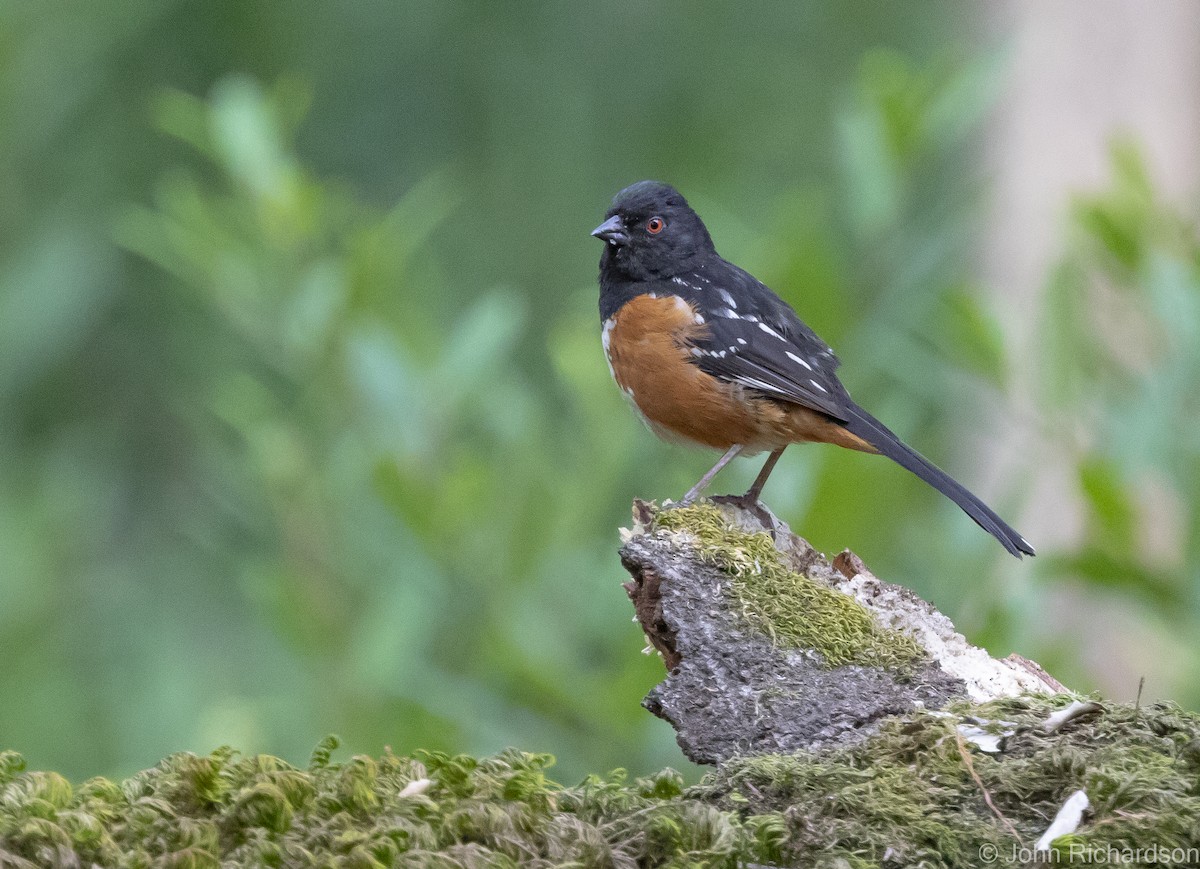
left=592, top=181, right=715, bottom=282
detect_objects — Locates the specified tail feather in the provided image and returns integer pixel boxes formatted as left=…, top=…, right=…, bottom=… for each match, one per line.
left=841, top=405, right=1035, bottom=558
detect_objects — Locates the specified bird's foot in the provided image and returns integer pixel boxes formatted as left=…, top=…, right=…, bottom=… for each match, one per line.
left=709, top=492, right=760, bottom=510
left=671, top=490, right=758, bottom=511
left=710, top=493, right=778, bottom=538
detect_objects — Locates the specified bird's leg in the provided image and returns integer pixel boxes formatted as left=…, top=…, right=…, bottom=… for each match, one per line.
left=709, top=446, right=786, bottom=513
left=678, top=444, right=743, bottom=505
left=708, top=447, right=787, bottom=535
left=742, top=447, right=785, bottom=504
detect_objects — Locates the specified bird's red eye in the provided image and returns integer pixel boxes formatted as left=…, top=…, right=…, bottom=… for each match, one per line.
left=646, top=217, right=665, bottom=234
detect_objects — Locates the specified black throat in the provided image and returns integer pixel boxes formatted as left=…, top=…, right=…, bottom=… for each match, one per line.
left=597, top=245, right=712, bottom=321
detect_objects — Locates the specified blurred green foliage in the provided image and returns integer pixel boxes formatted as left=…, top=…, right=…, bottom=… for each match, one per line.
left=1, top=3, right=1197, bottom=786
left=1036, top=141, right=1200, bottom=672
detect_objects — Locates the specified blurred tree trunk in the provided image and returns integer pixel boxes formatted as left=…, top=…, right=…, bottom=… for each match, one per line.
left=979, top=0, right=1200, bottom=544
left=973, top=0, right=1200, bottom=701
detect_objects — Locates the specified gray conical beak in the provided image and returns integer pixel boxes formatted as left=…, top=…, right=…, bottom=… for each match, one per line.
left=591, top=215, right=629, bottom=245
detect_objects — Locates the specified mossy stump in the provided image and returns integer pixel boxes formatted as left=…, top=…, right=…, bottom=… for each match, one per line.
left=4, top=702, right=1200, bottom=867
left=620, top=499, right=1063, bottom=764
left=3, top=502, right=1199, bottom=865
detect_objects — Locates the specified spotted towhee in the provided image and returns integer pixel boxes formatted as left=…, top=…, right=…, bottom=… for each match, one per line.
left=593, top=181, right=1034, bottom=558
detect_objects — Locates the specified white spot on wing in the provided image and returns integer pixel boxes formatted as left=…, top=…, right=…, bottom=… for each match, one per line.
left=694, top=313, right=705, bottom=324
left=714, top=308, right=739, bottom=319
left=671, top=276, right=688, bottom=286
left=758, top=322, right=786, bottom=340
left=717, top=288, right=737, bottom=308
left=786, top=351, right=813, bottom=371
left=809, top=379, right=828, bottom=393
left=738, top=376, right=782, bottom=394
left=736, top=338, right=747, bottom=345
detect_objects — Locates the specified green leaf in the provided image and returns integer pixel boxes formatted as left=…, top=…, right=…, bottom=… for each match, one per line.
left=936, top=285, right=1007, bottom=388
left=1078, top=456, right=1136, bottom=550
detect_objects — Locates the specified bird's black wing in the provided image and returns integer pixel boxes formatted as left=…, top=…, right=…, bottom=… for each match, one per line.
left=682, top=265, right=1035, bottom=557
left=676, top=260, right=852, bottom=420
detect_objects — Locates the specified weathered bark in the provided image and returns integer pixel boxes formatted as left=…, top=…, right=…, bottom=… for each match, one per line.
left=1, top=502, right=1195, bottom=866
left=620, top=499, right=1064, bottom=764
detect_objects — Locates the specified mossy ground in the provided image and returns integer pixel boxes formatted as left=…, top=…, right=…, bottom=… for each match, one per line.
left=0, top=740, right=739, bottom=868
left=652, top=503, right=925, bottom=671
left=698, top=695, right=1200, bottom=867
left=2, top=698, right=1198, bottom=867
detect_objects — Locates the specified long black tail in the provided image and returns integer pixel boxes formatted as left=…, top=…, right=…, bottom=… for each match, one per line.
left=841, top=404, right=1035, bottom=558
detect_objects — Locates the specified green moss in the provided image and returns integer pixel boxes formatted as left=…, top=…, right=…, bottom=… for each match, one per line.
left=1, top=698, right=1197, bottom=866
left=653, top=502, right=925, bottom=670
left=0, top=747, right=772, bottom=868
left=696, top=695, right=1200, bottom=867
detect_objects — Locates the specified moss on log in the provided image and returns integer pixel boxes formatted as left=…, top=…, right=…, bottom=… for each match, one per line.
left=2, top=698, right=1200, bottom=867
left=4, top=500, right=1197, bottom=866
left=621, top=500, right=1062, bottom=763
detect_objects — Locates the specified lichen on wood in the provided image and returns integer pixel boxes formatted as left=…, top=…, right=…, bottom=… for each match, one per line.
left=621, top=499, right=1063, bottom=763
left=2, top=500, right=1193, bottom=866
left=652, top=504, right=925, bottom=670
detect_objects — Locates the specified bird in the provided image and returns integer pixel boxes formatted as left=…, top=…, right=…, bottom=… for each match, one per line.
left=592, top=180, right=1035, bottom=558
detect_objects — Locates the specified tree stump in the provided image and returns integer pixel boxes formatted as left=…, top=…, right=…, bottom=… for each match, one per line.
left=620, top=499, right=1064, bottom=764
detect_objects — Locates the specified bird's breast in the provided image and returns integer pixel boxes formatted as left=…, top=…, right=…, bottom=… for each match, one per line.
left=603, top=293, right=779, bottom=451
